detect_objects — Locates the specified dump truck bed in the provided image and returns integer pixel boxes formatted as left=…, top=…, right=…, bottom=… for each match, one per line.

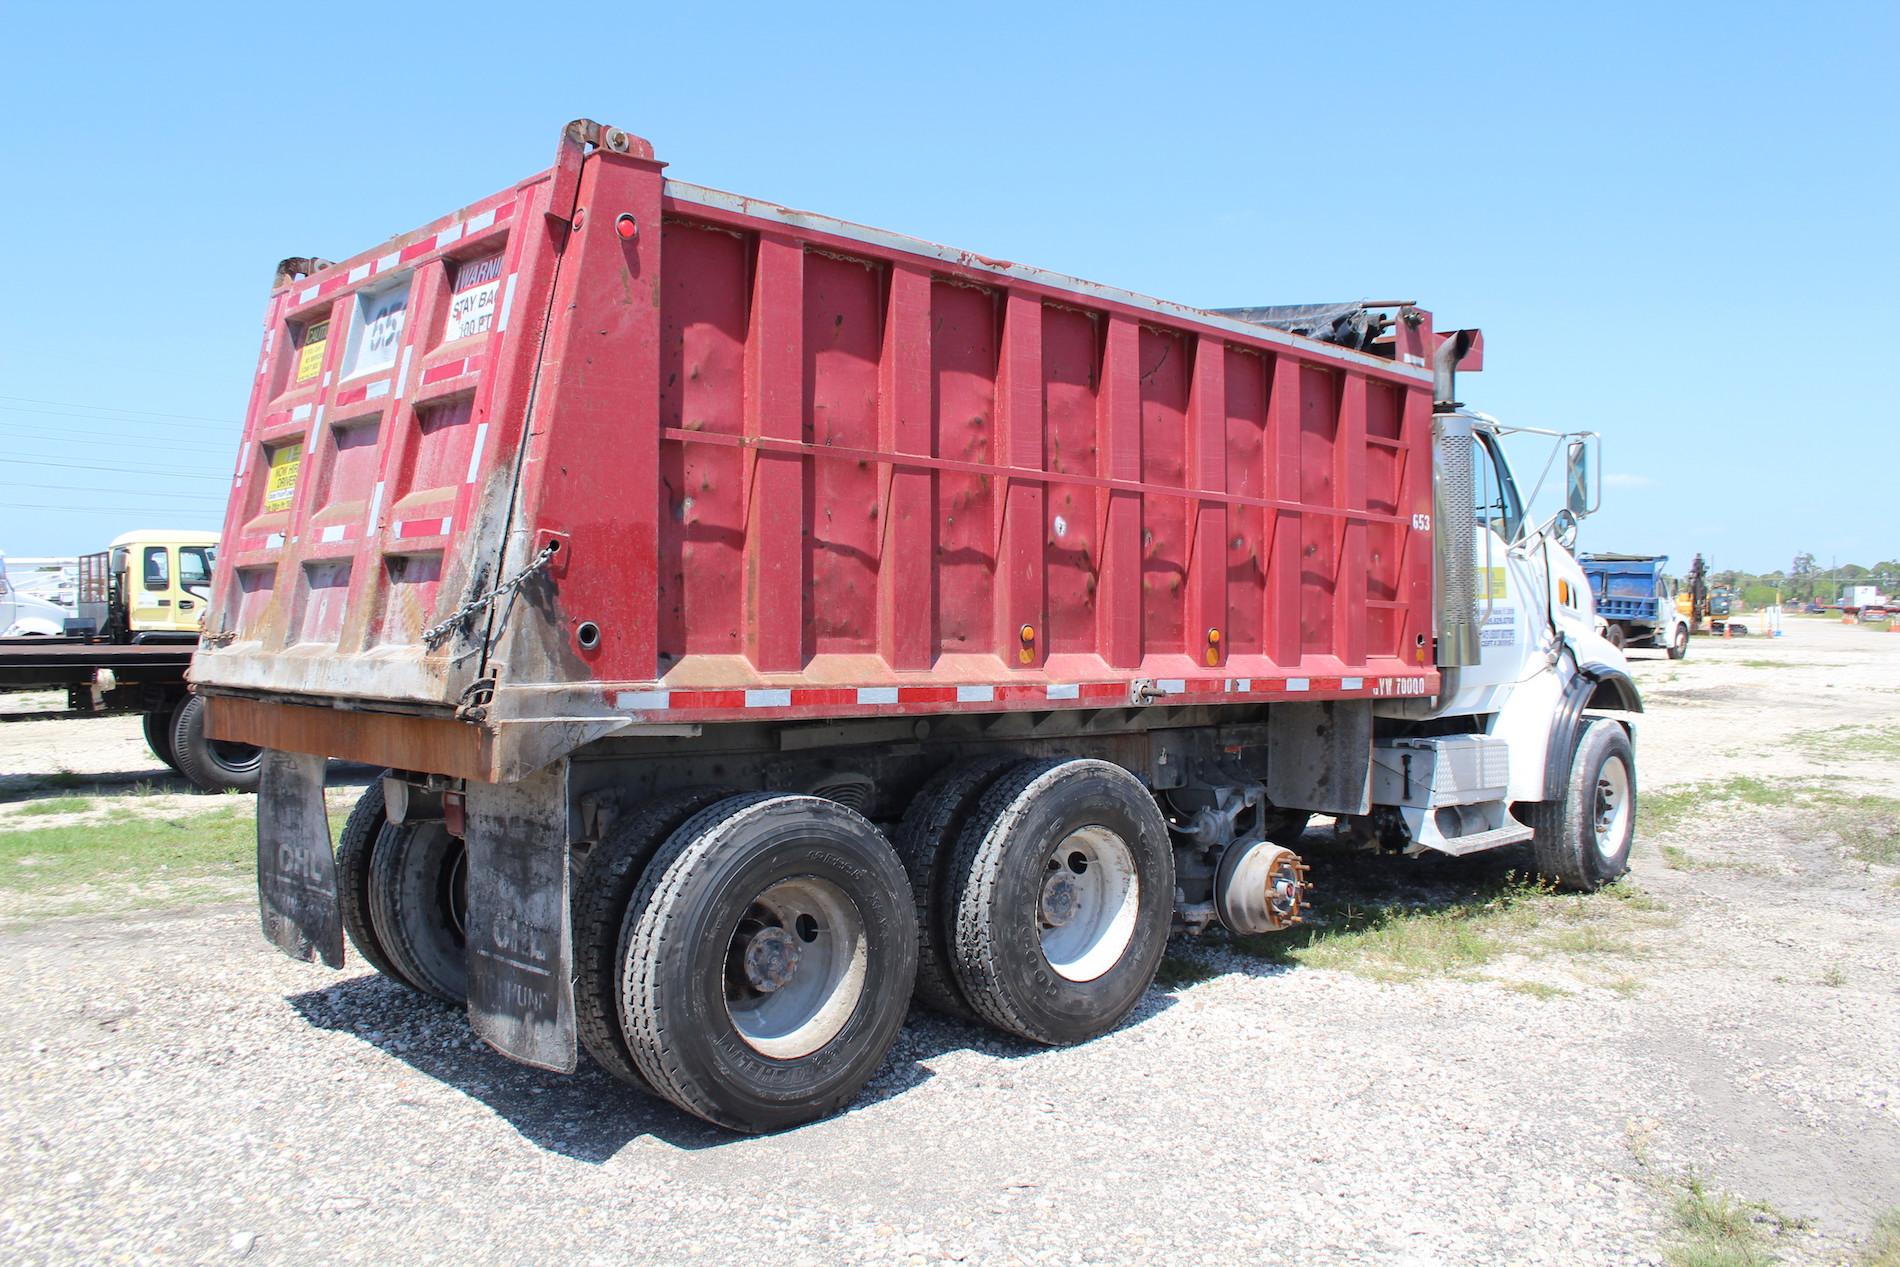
left=198, top=121, right=1442, bottom=781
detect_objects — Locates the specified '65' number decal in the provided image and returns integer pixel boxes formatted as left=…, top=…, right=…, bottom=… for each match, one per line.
left=1411, top=513, right=1432, bottom=531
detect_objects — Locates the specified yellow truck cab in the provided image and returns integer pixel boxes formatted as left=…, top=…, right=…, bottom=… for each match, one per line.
left=95, top=530, right=220, bottom=642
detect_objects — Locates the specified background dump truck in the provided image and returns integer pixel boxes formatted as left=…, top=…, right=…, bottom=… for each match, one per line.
left=196, top=120, right=1642, bottom=1133
left=0, top=530, right=261, bottom=792
left=1579, top=553, right=1691, bottom=659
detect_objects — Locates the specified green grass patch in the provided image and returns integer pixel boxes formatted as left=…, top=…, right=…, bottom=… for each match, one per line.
left=1501, top=980, right=1571, bottom=1000
left=0, top=805, right=254, bottom=906
left=1645, top=776, right=1788, bottom=838
left=14, top=796, right=95, bottom=817
left=1649, top=775, right=1900, bottom=869
left=1863, top=1209, right=1900, bottom=1267
left=1222, top=872, right=1671, bottom=985
left=1795, top=724, right=1900, bottom=764
left=1662, top=1173, right=1807, bottom=1267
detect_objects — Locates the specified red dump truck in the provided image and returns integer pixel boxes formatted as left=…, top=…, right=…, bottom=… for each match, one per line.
left=198, top=120, right=1643, bottom=1132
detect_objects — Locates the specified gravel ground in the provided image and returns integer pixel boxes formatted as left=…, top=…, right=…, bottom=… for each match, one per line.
left=1, top=619, right=1896, bottom=1265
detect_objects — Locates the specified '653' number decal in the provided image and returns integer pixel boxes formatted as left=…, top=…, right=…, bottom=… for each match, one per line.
left=1411, top=513, right=1432, bottom=531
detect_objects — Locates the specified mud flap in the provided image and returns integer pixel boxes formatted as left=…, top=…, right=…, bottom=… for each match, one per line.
left=256, top=749, right=343, bottom=968
left=463, top=761, right=577, bottom=1073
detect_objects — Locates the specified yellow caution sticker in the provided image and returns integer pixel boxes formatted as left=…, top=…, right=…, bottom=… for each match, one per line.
left=296, top=321, right=329, bottom=383
left=264, top=443, right=301, bottom=510
left=1481, top=566, right=1509, bottom=600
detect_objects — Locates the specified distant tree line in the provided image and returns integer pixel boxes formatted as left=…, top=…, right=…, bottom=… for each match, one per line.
left=1695, top=552, right=1900, bottom=607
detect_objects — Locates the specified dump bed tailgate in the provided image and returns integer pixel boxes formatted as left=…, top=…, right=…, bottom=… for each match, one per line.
left=194, top=148, right=576, bottom=709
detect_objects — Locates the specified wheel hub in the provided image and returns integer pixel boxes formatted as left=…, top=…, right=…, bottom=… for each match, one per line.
left=1040, top=871, right=1082, bottom=928
left=741, top=925, right=801, bottom=992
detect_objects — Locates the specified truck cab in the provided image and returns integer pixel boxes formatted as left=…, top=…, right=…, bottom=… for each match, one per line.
left=0, top=552, right=69, bottom=637
left=79, top=530, right=219, bottom=643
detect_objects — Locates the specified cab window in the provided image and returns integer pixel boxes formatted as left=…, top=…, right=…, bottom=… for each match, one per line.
left=142, top=547, right=170, bottom=590
left=179, top=547, right=213, bottom=586
left=1473, top=434, right=1524, bottom=541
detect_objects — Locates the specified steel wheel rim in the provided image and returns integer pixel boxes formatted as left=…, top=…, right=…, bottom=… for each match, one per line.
left=1593, top=755, right=1632, bottom=861
left=1038, top=825, right=1140, bottom=983
left=723, top=876, right=867, bottom=1060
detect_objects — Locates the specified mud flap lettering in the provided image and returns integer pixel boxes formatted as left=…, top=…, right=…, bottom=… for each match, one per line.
left=464, top=761, right=577, bottom=1073
left=256, top=749, right=343, bottom=967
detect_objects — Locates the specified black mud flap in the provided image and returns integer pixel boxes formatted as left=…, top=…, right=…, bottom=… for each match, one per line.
left=464, top=761, right=577, bottom=1073
left=256, top=749, right=343, bottom=968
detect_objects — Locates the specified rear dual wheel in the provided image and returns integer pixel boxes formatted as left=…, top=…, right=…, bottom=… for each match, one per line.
left=616, top=795, right=916, bottom=1133
left=944, top=759, right=1174, bottom=1046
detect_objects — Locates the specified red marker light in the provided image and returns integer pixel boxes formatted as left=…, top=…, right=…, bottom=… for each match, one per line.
left=614, top=213, right=638, bottom=240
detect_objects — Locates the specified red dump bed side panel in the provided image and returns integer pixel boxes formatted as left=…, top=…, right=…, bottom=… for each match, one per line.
left=200, top=125, right=1439, bottom=741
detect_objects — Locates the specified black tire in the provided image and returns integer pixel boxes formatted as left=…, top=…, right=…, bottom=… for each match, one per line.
left=169, top=694, right=263, bottom=793
left=142, top=707, right=181, bottom=774
left=333, top=778, right=417, bottom=989
left=367, top=819, right=468, bottom=1004
left=618, top=794, right=917, bottom=1133
left=1604, top=623, right=1627, bottom=650
left=1667, top=624, right=1689, bottom=660
left=946, top=758, right=1174, bottom=1046
left=891, top=755, right=1026, bottom=1020
left=572, top=787, right=733, bottom=1092
left=1527, top=718, right=1637, bottom=891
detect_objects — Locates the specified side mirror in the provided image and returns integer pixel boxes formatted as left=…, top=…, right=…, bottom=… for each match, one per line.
left=1551, top=507, right=1579, bottom=550
left=1564, top=436, right=1600, bottom=517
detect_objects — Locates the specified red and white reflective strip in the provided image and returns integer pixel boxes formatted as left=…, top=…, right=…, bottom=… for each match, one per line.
left=295, top=201, right=517, bottom=307
left=334, top=378, right=392, bottom=407
left=422, top=353, right=484, bottom=386
left=613, top=674, right=1433, bottom=717
left=392, top=517, right=452, bottom=540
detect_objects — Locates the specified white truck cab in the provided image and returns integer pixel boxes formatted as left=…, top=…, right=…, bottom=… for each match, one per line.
left=0, top=553, right=69, bottom=637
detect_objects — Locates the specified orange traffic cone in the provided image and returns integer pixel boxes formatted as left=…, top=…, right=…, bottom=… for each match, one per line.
left=1723, top=622, right=1732, bottom=640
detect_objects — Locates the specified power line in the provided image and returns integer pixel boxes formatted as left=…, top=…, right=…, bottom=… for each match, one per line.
left=0, top=425, right=234, bottom=453
left=0, top=456, right=229, bottom=482
left=0, top=395, right=244, bottom=427
left=0, top=481, right=228, bottom=502
left=1, top=501, right=223, bottom=518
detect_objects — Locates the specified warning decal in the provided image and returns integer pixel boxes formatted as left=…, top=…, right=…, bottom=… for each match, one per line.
left=296, top=321, right=329, bottom=383
left=445, top=254, right=504, bottom=342
left=264, top=443, right=302, bottom=511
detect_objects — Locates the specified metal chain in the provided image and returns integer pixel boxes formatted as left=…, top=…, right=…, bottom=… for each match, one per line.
left=421, top=542, right=559, bottom=649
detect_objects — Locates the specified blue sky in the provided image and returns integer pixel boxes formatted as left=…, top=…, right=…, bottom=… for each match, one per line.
left=1, top=2, right=1893, bottom=575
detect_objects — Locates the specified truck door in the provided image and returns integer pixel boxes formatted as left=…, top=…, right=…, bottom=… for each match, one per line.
left=129, top=545, right=174, bottom=633
left=176, top=544, right=213, bottom=629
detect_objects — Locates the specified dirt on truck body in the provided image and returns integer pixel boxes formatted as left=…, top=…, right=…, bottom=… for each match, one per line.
left=196, top=119, right=1640, bottom=1132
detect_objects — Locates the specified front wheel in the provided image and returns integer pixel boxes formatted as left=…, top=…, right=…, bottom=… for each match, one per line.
left=169, top=695, right=263, bottom=793
left=1527, top=719, right=1636, bottom=891
left=1604, top=624, right=1627, bottom=650
left=1667, top=624, right=1689, bottom=660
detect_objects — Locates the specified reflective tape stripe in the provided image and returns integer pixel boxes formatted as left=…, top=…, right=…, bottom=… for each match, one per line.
left=856, top=686, right=898, bottom=704
left=497, top=273, right=518, bottom=332
left=464, top=422, right=489, bottom=484
left=1342, top=677, right=1364, bottom=690
left=1286, top=678, right=1310, bottom=691
left=956, top=684, right=994, bottom=703
left=1045, top=683, right=1079, bottom=700
left=745, top=689, right=792, bottom=708
left=616, top=690, right=670, bottom=710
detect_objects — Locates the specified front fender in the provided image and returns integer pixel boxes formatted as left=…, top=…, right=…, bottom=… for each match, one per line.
left=1542, top=662, right=1642, bottom=801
